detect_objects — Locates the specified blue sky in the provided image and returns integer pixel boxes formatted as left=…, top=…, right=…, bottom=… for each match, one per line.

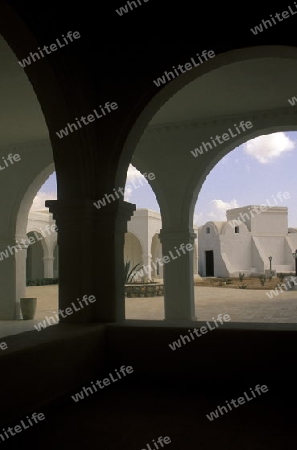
left=33, top=131, right=297, bottom=227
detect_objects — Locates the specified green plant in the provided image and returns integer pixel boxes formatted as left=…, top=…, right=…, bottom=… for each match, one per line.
left=259, top=275, right=266, bottom=286
left=26, top=278, right=59, bottom=286
left=238, top=284, right=248, bottom=289
left=124, top=261, right=143, bottom=284
left=239, top=272, right=245, bottom=282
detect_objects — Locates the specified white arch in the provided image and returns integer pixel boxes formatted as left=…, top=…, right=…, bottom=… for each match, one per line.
left=124, top=232, right=143, bottom=275
left=116, top=45, right=297, bottom=195
left=188, top=123, right=297, bottom=225
left=26, top=230, right=49, bottom=259
left=16, top=162, right=54, bottom=239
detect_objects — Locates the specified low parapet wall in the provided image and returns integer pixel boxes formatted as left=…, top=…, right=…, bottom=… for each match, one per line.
left=0, top=324, right=106, bottom=426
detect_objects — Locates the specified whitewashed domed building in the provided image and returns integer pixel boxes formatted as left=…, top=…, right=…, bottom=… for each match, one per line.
left=198, top=205, right=297, bottom=277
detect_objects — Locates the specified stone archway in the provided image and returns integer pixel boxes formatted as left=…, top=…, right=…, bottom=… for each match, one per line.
left=0, top=9, right=89, bottom=322
left=4, top=163, right=55, bottom=319
left=26, top=231, right=48, bottom=280
left=0, top=26, right=57, bottom=320
left=116, top=46, right=297, bottom=323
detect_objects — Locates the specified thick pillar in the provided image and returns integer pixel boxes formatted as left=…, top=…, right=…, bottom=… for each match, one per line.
left=193, top=244, right=198, bottom=274
left=46, top=199, right=135, bottom=323
left=43, top=256, right=54, bottom=278
left=0, top=237, right=27, bottom=320
left=159, top=229, right=196, bottom=322
left=15, top=239, right=28, bottom=320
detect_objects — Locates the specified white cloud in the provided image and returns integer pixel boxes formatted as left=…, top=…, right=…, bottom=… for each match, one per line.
left=124, top=185, right=133, bottom=201
left=208, top=199, right=239, bottom=221
left=244, top=132, right=294, bottom=164
left=124, top=164, right=147, bottom=201
left=126, top=164, right=145, bottom=183
left=211, top=199, right=239, bottom=210
left=194, top=199, right=239, bottom=224
left=193, top=212, right=203, bottom=226
left=30, top=191, right=57, bottom=211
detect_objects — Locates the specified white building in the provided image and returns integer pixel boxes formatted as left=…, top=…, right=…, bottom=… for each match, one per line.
left=198, top=205, right=297, bottom=277
left=27, top=205, right=297, bottom=281
left=27, top=208, right=199, bottom=281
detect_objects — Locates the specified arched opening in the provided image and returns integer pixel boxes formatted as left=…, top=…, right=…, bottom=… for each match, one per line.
left=24, top=172, right=58, bottom=322
left=26, top=231, right=47, bottom=280
left=123, top=165, right=164, bottom=320
left=0, top=33, right=55, bottom=326
left=194, top=130, right=297, bottom=323
left=124, top=232, right=143, bottom=280
left=117, top=46, right=297, bottom=324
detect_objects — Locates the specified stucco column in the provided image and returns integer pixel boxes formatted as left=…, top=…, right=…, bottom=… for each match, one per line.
left=159, top=229, right=196, bottom=322
left=15, top=239, right=28, bottom=320
left=193, top=243, right=198, bottom=274
left=43, top=256, right=54, bottom=278
left=0, top=237, right=28, bottom=320
left=46, top=199, right=135, bottom=323
left=142, top=252, right=152, bottom=280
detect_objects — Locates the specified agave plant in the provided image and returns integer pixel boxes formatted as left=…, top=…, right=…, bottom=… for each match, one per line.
left=277, top=273, right=285, bottom=282
left=124, top=261, right=143, bottom=284
left=239, top=272, right=245, bottom=282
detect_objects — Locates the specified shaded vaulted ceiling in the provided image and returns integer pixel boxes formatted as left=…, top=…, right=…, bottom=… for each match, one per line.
left=0, top=35, right=48, bottom=146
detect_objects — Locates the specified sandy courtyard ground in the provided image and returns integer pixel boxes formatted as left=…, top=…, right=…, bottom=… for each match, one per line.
left=0, top=285, right=296, bottom=338
left=19, top=284, right=297, bottom=322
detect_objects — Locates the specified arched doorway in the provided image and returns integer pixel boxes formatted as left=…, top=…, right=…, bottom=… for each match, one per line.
left=26, top=231, right=47, bottom=280
left=124, top=232, right=143, bottom=281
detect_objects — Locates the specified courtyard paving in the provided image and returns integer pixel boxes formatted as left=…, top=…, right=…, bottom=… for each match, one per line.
left=126, top=285, right=297, bottom=322
left=0, top=284, right=297, bottom=338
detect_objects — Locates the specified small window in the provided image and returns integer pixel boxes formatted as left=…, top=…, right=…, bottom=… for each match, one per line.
left=206, top=227, right=210, bottom=234
left=235, top=226, right=239, bottom=233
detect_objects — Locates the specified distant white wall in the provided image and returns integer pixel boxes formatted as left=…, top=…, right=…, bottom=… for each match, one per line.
left=27, top=209, right=57, bottom=280
left=198, top=223, right=226, bottom=276
left=199, top=206, right=295, bottom=277
left=124, top=232, right=143, bottom=276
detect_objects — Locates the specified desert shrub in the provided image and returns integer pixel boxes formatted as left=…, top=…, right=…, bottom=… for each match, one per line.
left=124, top=261, right=143, bottom=284
left=26, top=278, right=58, bottom=286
